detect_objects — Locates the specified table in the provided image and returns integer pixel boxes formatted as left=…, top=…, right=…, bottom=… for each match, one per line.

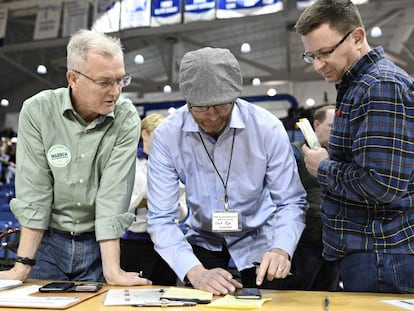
left=0, top=282, right=413, bottom=310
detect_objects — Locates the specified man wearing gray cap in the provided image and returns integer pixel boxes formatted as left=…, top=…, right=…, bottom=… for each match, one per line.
left=146, top=47, right=308, bottom=295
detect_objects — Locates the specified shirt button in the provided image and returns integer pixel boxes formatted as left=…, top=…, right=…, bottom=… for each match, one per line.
left=81, top=154, right=85, bottom=158
left=77, top=202, right=81, bottom=207
left=75, top=219, right=80, bottom=224
left=79, top=179, right=84, bottom=183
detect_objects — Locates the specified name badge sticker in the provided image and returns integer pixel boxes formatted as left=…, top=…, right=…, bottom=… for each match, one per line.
left=212, top=210, right=242, bottom=232
left=47, top=144, right=71, bottom=167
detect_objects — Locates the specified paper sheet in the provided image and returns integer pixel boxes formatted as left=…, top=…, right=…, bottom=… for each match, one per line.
left=382, top=299, right=414, bottom=310
left=0, top=279, right=23, bottom=291
left=161, top=287, right=213, bottom=303
left=204, top=294, right=272, bottom=309
left=296, top=118, right=321, bottom=148
left=103, top=288, right=165, bottom=305
left=0, top=285, right=79, bottom=308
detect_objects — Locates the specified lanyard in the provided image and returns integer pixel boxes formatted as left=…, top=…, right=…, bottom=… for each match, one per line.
left=198, top=128, right=236, bottom=211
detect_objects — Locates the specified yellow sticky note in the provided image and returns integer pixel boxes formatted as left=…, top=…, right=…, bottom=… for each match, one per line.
left=205, top=294, right=272, bottom=309
left=161, top=287, right=213, bottom=303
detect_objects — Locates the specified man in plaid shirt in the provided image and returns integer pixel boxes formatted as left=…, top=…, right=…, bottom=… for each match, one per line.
left=295, top=0, right=414, bottom=293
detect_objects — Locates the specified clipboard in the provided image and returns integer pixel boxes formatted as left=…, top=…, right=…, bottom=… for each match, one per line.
left=0, top=284, right=107, bottom=309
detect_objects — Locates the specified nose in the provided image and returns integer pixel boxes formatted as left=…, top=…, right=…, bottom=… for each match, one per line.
left=313, top=58, right=325, bottom=71
left=108, top=82, right=122, bottom=96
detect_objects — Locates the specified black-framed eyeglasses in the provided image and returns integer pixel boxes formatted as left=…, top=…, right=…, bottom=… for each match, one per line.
left=189, top=102, right=234, bottom=113
left=302, top=30, right=354, bottom=64
left=73, top=70, right=131, bottom=88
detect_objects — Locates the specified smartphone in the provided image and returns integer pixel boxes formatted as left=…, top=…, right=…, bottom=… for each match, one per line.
left=74, top=283, right=103, bottom=292
left=234, top=287, right=261, bottom=299
left=39, top=282, right=75, bottom=292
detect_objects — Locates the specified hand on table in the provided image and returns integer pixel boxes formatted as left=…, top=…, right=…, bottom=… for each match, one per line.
left=186, top=265, right=242, bottom=295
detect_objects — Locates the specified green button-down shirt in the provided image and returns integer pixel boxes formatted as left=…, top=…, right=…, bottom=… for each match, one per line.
left=10, top=87, right=140, bottom=240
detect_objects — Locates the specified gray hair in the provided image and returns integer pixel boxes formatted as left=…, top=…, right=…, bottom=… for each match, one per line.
left=294, top=0, right=364, bottom=36
left=67, top=29, right=124, bottom=71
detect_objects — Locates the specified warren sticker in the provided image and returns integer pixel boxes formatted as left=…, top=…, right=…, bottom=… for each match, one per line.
left=47, top=145, right=71, bottom=167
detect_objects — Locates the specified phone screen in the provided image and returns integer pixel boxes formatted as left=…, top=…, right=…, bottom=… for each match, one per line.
left=39, top=282, right=75, bottom=292
left=234, top=287, right=261, bottom=299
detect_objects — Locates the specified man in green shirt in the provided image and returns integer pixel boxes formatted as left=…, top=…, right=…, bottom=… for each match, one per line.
left=0, top=30, right=150, bottom=286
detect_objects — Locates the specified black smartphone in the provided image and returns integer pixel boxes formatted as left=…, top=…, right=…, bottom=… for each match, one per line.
left=39, top=282, right=75, bottom=292
left=234, top=287, right=262, bottom=299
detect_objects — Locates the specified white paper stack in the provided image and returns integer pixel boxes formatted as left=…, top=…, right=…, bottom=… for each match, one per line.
left=296, top=118, right=321, bottom=148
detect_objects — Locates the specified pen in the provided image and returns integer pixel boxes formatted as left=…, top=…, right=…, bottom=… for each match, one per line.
left=133, top=300, right=197, bottom=307
left=323, top=296, right=329, bottom=311
left=252, top=262, right=295, bottom=276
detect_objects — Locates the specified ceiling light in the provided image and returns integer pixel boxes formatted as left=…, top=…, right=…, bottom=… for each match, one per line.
left=267, top=88, right=277, bottom=96
left=252, top=78, right=261, bottom=86
left=163, top=85, right=172, bottom=93
left=240, top=43, right=251, bottom=54
left=370, top=26, right=382, bottom=38
left=134, top=54, right=145, bottom=64
left=305, top=98, right=315, bottom=107
left=37, top=64, right=47, bottom=75
left=0, top=98, right=9, bottom=107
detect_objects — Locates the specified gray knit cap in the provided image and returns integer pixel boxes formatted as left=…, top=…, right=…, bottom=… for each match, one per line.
left=179, top=47, right=243, bottom=106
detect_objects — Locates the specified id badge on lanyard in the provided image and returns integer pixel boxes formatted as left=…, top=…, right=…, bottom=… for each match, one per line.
left=212, top=202, right=242, bottom=232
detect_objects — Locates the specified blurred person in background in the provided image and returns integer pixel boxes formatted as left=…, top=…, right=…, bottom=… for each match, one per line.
left=290, top=104, right=339, bottom=291
left=120, top=113, right=187, bottom=286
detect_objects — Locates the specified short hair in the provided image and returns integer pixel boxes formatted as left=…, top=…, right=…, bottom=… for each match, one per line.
left=294, top=0, right=364, bottom=36
left=141, top=113, right=165, bottom=135
left=67, top=29, right=124, bottom=71
left=313, top=104, right=335, bottom=123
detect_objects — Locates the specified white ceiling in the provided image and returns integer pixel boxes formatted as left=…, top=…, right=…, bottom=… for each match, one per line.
left=0, top=0, right=413, bottom=118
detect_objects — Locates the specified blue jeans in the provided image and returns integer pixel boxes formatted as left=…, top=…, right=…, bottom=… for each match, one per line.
left=30, top=229, right=104, bottom=282
left=339, top=252, right=414, bottom=293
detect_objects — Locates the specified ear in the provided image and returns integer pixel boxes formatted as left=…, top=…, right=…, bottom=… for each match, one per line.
left=351, top=27, right=365, bottom=45
left=67, top=71, right=78, bottom=89
left=141, top=129, right=149, bottom=140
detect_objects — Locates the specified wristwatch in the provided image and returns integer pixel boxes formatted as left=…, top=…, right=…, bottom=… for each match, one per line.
left=15, top=256, right=36, bottom=266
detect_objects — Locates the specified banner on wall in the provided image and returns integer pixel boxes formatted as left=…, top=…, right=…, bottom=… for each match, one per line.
left=33, top=2, right=62, bottom=40
left=92, top=0, right=121, bottom=33
left=216, top=0, right=283, bottom=19
left=296, top=0, right=314, bottom=9
left=62, top=0, right=89, bottom=37
left=151, top=0, right=181, bottom=27
left=0, top=8, right=7, bottom=46
left=297, top=0, right=368, bottom=10
left=121, top=0, right=151, bottom=29
left=183, top=0, right=215, bottom=24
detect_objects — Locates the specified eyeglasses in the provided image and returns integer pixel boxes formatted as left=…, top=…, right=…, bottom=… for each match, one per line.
left=73, top=70, right=131, bottom=88
left=189, top=102, right=233, bottom=113
left=302, top=30, right=354, bottom=64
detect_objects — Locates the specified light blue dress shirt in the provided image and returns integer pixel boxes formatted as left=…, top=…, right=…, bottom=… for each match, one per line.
left=147, top=99, right=308, bottom=281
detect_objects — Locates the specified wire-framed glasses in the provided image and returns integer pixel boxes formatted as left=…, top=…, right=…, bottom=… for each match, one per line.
left=189, top=102, right=234, bottom=112
left=73, top=70, right=131, bottom=88
left=302, top=30, right=354, bottom=64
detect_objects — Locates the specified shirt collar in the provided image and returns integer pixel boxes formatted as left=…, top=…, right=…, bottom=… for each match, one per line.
left=340, top=46, right=385, bottom=87
left=63, top=87, right=115, bottom=121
